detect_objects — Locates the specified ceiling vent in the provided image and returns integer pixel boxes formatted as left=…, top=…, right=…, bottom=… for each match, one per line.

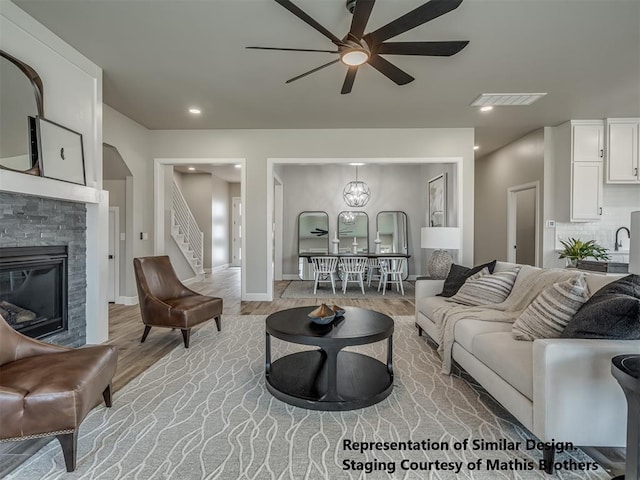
left=470, top=93, right=547, bottom=107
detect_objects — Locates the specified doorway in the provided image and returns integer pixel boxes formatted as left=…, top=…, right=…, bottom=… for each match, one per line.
left=108, top=207, right=120, bottom=303
left=507, top=182, right=540, bottom=266
left=273, top=175, right=283, bottom=281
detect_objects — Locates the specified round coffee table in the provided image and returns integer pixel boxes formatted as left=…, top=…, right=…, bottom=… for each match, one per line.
left=265, top=306, right=394, bottom=411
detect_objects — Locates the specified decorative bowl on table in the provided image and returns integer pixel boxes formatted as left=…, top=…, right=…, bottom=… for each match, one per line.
left=308, top=304, right=336, bottom=325
left=331, top=305, right=346, bottom=318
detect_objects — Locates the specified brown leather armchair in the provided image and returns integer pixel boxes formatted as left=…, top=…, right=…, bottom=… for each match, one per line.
left=0, top=315, right=117, bottom=471
left=133, top=256, right=222, bottom=348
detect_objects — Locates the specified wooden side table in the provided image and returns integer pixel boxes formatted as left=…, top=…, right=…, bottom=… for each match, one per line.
left=612, top=354, right=640, bottom=480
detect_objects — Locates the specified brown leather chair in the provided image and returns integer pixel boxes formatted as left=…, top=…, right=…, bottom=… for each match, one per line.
left=133, top=256, right=222, bottom=348
left=0, top=315, right=117, bottom=471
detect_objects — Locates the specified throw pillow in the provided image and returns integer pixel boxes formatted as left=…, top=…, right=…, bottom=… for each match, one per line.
left=439, top=260, right=497, bottom=297
left=512, top=274, right=588, bottom=341
left=561, top=274, right=640, bottom=339
left=448, top=267, right=520, bottom=306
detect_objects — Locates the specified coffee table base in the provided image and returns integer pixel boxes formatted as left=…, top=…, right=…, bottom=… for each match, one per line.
left=266, top=350, right=393, bottom=411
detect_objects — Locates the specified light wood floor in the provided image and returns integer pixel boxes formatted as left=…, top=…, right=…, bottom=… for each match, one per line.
left=108, top=267, right=415, bottom=391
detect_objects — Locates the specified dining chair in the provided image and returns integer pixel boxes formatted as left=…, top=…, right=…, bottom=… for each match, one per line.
left=366, top=257, right=382, bottom=287
left=378, top=257, right=407, bottom=295
left=311, top=256, right=339, bottom=294
left=339, top=257, right=368, bottom=294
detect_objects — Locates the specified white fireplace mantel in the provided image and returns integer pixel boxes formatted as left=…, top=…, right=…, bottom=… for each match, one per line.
left=0, top=168, right=102, bottom=204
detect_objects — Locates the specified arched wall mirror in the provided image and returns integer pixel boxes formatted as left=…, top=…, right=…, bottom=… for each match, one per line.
left=377, top=211, right=409, bottom=279
left=0, top=49, right=44, bottom=174
left=297, top=211, right=329, bottom=280
left=338, top=211, right=368, bottom=254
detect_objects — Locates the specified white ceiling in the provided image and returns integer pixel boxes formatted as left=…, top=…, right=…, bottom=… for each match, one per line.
left=13, top=0, right=640, bottom=156
left=174, top=164, right=241, bottom=182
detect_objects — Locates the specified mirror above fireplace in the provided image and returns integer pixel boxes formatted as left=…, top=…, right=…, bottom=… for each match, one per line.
left=0, top=49, right=44, bottom=174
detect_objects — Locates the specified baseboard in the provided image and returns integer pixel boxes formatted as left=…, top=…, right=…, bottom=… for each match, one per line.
left=283, top=274, right=300, bottom=281
left=183, top=275, right=202, bottom=285
left=116, top=295, right=138, bottom=306
left=212, top=263, right=229, bottom=273
left=243, top=293, right=271, bottom=301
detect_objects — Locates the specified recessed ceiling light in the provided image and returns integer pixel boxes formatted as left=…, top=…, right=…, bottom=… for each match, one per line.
left=234, top=164, right=241, bottom=169
left=473, top=145, right=480, bottom=150
left=189, top=108, right=201, bottom=114
left=349, top=162, right=365, bottom=166
left=188, top=167, right=195, bottom=171
left=480, top=106, right=493, bottom=112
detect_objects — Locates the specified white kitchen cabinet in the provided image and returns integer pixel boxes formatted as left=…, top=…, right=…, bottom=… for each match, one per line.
left=552, top=120, right=604, bottom=222
left=573, top=124, right=604, bottom=162
left=606, top=119, right=640, bottom=183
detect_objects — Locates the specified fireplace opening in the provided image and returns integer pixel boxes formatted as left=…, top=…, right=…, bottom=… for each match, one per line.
left=0, top=246, right=68, bottom=339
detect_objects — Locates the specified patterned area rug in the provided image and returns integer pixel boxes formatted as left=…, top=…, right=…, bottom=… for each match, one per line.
left=7, top=316, right=608, bottom=480
left=281, top=281, right=415, bottom=299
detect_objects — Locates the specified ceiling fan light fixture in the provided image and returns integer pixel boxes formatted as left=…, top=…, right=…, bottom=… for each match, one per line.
left=340, top=48, right=369, bottom=66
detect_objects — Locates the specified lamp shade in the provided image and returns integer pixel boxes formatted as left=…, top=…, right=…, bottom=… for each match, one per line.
left=421, top=227, right=461, bottom=250
left=630, top=211, right=640, bottom=274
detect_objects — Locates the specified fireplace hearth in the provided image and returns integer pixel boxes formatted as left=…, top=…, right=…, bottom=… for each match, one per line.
left=0, top=246, right=68, bottom=339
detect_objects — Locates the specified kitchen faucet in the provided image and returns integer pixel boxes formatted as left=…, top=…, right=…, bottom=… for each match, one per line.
left=614, top=226, right=631, bottom=251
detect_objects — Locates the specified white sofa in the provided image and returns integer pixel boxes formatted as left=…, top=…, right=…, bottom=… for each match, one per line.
left=415, top=261, right=639, bottom=454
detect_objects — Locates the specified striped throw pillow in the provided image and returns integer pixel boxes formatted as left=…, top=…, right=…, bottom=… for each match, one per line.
left=448, top=268, right=520, bottom=306
left=512, top=274, right=588, bottom=341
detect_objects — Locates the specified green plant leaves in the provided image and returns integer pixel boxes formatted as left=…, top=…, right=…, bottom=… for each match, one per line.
left=558, top=237, right=610, bottom=261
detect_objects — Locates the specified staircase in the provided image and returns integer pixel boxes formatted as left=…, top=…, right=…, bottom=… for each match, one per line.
left=171, top=181, right=205, bottom=276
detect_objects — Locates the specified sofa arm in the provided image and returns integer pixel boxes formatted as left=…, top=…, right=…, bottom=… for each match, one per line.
left=415, top=279, right=444, bottom=317
left=532, top=338, right=640, bottom=447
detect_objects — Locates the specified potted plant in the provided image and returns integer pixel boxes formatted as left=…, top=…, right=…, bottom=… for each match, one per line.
left=558, top=237, right=610, bottom=267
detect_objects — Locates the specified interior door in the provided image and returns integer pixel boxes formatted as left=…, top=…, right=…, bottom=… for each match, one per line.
left=231, top=197, right=241, bottom=267
left=515, top=189, right=536, bottom=266
left=108, top=208, right=116, bottom=302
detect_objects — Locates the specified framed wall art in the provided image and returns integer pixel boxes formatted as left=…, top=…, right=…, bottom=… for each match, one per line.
left=428, top=173, right=447, bottom=227
left=37, top=117, right=86, bottom=185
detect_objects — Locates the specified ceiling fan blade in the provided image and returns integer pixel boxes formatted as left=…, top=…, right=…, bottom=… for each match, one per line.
left=341, top=67, right=358, bottom=95
left=367, top=55, right=414, bottom=85
left=349, top=0, right=375, bottom=40
left=285, top=59, right=340, bottom=84
left=274, top=0, right=344, bottom=46
left=365, top=0, right=464, bottom=45
left=376, top=40, right=469, bottom=56
left=246, top=46, right=339, bottom=53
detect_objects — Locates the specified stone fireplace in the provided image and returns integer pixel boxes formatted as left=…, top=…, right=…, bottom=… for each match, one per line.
left=0, top=191, right=87, bottom=347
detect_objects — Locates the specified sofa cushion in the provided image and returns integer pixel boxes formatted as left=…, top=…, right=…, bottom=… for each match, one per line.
left=448, top=268, right=520, bottom=306
left=472, top=331, right=534, bottom=400
left=439, top=260, right=497, bottom=297
left=416, top=295, right=450, bottom=324
left=512, top=274, right=588, bottom=341
left=561, top=274, right=640, bottom=339
left=453, top=319, right=513, bottom=353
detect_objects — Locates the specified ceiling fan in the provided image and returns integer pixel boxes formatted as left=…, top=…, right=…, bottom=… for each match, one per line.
left=247, top=0, right=469, bottom=94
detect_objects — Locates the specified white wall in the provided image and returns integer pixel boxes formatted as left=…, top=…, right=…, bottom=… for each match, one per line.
left=151, top=128, right=475, bottom=299
left=475, top=129, right=545, bottom=265
left=103, top=105, right=153, bottom=297
left=211, top=174, right=230, bottom=269
left=280, top=163, right=458, bottom=278
left=1, top=1, right=108, bottom=342
left=103, top=179, right=127, bottom=296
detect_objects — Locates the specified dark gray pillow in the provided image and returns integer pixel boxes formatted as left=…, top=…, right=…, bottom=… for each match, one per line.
left=439, top=260, right=497, bottom=298
left=561, top=274, right=640, bottom=339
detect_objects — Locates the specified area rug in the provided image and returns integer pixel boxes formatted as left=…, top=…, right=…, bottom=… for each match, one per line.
left=6, top=315, right=608, bottom=480
left=281, top=281, right=415, bottom=299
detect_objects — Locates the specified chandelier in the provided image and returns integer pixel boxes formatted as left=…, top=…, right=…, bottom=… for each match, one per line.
left=339, top=211, right=357, bottom=225
left=343, top=165, right=370, bottom=207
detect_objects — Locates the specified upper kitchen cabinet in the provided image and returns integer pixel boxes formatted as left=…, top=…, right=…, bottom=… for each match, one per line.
left=573, top=123, right=604, bottom=162
left=553, top=120, right=604, bottom=222
left=606, top=118, right=640, bottom=184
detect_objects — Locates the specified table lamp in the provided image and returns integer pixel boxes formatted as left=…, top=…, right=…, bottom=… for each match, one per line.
left=630, top=211, right=639, bottom=275
left=421, top=227, right=461, bottom=279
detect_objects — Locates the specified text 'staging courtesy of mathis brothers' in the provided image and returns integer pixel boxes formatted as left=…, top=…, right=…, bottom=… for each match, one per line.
left=341, top=438, right=600, bottom=475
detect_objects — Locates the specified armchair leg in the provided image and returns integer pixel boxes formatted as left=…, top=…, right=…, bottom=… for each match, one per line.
left=214, top=315, right=221, bottom=331
left=56, top=431, right=78, bottom=472
left=102, top=384, right=113, bottom=407
left=141, top=325, right=151, bottom=343
left=181, top=328, right=191, bottom=348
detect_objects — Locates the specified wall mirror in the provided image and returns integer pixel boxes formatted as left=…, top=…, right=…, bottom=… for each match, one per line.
left=297, top=211, right=329, bottom=280
left=0, top=50, right=44, bottom=174
left=338, top=211, right=368, bottom=253
left=377, top=211, right=408, bottom=279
